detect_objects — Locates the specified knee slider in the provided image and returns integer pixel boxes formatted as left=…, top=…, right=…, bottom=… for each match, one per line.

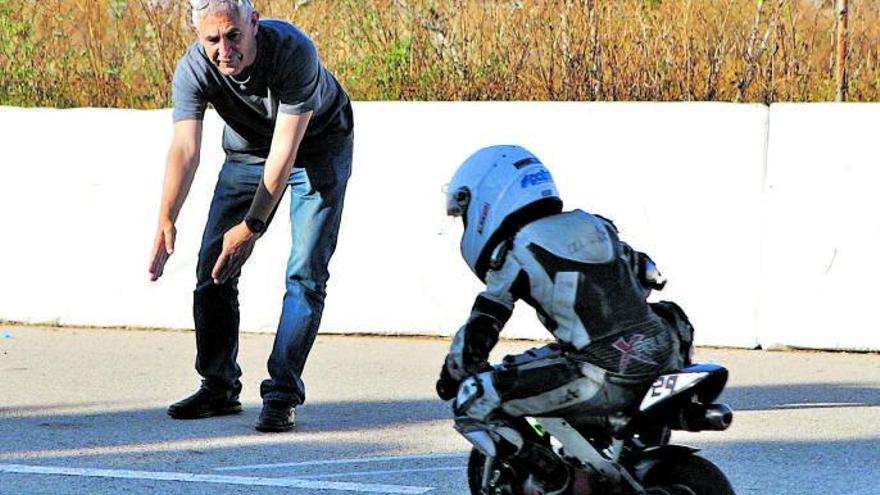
left=454, top=374, right=500, bottom=422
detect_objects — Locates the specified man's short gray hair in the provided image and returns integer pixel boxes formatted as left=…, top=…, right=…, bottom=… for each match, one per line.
left=190, top=0, right=254, bottom=27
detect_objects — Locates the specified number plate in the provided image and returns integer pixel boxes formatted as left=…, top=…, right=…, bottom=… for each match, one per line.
left=639, top=372, right=707, bottom=411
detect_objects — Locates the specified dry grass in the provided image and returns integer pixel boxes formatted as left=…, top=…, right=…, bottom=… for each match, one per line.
left=1, top=0, right=877, bottom=107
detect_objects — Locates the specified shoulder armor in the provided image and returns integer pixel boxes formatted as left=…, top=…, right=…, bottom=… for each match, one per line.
left=520, top=212, right=615, bottom=264
left=593, top=213, right=619, bottom=233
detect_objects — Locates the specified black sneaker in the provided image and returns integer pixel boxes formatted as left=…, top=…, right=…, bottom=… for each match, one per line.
left=167, top=387, right=242, bottom=419
left=255, top=400, right=295, bottom=432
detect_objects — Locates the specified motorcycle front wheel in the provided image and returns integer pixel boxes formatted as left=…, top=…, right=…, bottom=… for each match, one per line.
left=467, top=448, right=521, bottom=495
left=642, top=454, right=735, bottom=495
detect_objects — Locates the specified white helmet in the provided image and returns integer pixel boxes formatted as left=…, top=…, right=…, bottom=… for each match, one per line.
left=446, top=145, right=562, bottom=278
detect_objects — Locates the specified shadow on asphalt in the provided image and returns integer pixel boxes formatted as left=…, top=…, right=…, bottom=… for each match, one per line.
left=684, top=437, right=880, bottom=495
left=1, top=383, right=878, bottom=468
left=720, top=382, right=880, bottom=411
left=0, top=398, right=454, bottom=464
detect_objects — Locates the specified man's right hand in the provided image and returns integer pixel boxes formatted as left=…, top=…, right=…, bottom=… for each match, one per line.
left=148, top=220, right=176, bottom=281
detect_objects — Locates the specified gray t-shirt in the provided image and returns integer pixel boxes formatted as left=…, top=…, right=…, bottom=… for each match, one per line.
left=172, top=19, right=351, bottom=163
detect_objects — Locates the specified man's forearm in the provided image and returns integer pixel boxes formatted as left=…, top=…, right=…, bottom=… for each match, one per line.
left=158, top=148, right=199, bottom=223
left=158, top=119, right=203, bottom=224
left=246, top=155, right=292, bottom=223
left=246, top=111, right=312, bottom=223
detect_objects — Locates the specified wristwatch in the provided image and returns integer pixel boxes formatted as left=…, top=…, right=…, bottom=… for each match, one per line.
left=244, top=216, right=266, bottom=234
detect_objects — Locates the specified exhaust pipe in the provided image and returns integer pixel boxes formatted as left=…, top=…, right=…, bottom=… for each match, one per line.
left=676, top=403, right=733, bottom=431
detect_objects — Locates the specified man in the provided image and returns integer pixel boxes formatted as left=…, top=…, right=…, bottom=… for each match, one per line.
left=148, top=0, right=353, bottom=433
left=436, top=145, right=692, bottom=493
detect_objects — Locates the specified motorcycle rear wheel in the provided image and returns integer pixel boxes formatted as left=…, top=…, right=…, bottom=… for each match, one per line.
left=642, top=454, right=735, bottom=495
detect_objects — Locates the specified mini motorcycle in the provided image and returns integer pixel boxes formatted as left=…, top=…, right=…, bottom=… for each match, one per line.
left=456, top=360, right=736, bottom=495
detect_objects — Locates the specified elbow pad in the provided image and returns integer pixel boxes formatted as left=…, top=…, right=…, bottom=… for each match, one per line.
left=622, top=242, right=667, bottom=291
left=640, top=255, right=667, bottom=291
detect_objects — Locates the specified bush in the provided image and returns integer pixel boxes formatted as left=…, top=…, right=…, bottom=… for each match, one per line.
left=1, top=0, right=877, bottom=107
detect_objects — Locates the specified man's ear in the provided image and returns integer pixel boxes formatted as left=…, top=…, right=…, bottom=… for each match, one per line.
left=251, top=11, right=260, bottom=32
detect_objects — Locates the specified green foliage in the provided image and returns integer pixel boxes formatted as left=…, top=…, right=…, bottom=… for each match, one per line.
left=0, top=3, right=36, bottom=106
left=378, top=36, right=412, bottom=99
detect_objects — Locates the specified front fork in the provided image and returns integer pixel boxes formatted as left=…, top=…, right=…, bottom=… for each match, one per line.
left=457, top=420, right=515, bottom=494
left=481, top=456, right=500, bottom=494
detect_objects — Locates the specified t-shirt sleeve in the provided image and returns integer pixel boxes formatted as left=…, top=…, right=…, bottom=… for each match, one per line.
left=171, top=55, right=207, bottom=122
left=276, top=39, right=322, bottom=115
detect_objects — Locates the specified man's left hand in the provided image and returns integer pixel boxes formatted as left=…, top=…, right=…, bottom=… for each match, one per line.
left=211, top=222, right=260, bottom=284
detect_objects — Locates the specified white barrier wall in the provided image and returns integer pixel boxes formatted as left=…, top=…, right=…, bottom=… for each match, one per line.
left=0, top=108, right=225, bottom=330
left=329, top=102, right=768, bottom=350
left=759, top=103, right=880, bottom=351
left=0, top=102, right=875, bottom=351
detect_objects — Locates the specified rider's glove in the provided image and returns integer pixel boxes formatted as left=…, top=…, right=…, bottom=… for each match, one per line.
left=639, top=253, right=667, bottom=291
left=436, top=362, right=460, bottom=401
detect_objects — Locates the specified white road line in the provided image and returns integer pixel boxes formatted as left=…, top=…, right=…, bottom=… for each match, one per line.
left=774, top=402, right=867, bottom=408
left=0, top=463, right=433, bottom=494
left=214, top=452, right=469, bottom=472
left=299, top=466, right=462, bottom=479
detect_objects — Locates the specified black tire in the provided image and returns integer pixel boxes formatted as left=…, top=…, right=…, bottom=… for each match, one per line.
left=642, top=454, right=735, bottom=495
left=467, top=448, right=521, bottom=495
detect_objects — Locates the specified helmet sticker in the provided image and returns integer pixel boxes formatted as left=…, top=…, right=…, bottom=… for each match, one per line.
left=521, top=168, right=552, bottom=188
left=476, top=202, right=491, bottom=234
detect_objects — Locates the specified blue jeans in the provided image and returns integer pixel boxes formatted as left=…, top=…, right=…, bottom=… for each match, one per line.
left=193, top=134, right=353, bottom=406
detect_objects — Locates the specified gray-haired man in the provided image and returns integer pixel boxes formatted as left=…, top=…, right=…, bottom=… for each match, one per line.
left=148, top=0, right=353, bottom=432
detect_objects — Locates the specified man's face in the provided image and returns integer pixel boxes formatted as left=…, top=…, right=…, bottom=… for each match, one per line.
left=194, top=9, right=259, bottom=77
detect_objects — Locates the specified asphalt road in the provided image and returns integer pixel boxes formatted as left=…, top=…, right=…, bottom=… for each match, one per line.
left=1, top=326, right=878, bottom=494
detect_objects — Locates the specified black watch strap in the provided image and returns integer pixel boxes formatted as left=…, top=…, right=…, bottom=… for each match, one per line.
left=244, top=216, right=266, bottom=234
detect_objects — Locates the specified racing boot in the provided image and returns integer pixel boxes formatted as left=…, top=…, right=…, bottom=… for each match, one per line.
left=522, top=472, right=570, bottom=495
left=521, top=465, right=594, bottom=495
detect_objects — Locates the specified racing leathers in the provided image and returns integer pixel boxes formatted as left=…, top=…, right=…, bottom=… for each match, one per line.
left=438, top=210, right=686, bottom=457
